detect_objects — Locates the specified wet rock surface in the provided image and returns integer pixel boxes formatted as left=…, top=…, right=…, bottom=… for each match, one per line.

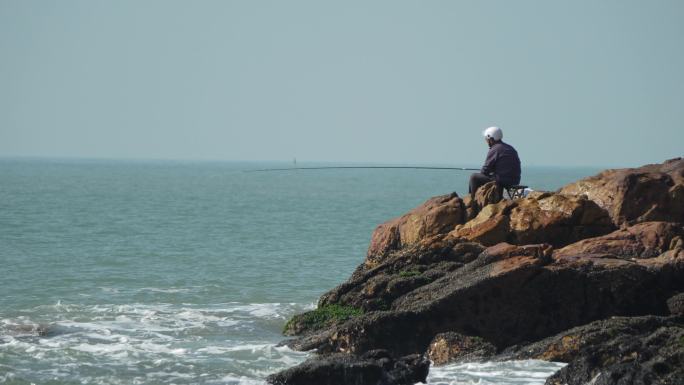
left=503, top=315, right=684, bottom=385
left=271, top=159, right=684, bottom=385
left=426, top=332, right=497, bottom=365
left=266, top=350, right=429, bottom=385
left=1, top=323, right=53, bottom=337
left=299, top=243, right=681, bottom=357
left=667, top=293, right=684, bottom=316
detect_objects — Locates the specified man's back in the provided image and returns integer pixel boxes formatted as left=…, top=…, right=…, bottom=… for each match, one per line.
left=481, top=142, right=521, bottom=187
left=469, top=126, right=522, bottom=196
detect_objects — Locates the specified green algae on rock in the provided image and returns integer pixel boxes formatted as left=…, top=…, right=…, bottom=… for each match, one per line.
left=283, top=304, right=363, bottom=336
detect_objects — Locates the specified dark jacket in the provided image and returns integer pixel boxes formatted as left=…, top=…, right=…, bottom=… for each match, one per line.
left=481, top=141, right=521, bottom=187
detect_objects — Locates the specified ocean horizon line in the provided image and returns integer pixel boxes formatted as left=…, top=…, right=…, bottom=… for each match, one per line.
left=0, top=154, right=617, bottom=170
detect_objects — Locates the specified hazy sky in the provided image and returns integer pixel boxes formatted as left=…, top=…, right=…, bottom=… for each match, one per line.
left=1, top=1, right=682, bottom=167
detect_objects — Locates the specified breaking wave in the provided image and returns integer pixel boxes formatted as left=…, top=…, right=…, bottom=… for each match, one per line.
left=428, top=360, right=566, bottom=385
left=0, top=301, right=312, bottom=384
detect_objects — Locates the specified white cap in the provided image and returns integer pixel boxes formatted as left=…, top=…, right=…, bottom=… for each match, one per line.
left=483, top=126, right=503, bottom=141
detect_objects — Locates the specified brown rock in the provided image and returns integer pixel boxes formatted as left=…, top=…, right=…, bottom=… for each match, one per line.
left=462, top=194, right=478, bottom=222
left=453, top=215, right=511, bottom=247
left=452, top=193, right=614, bottom=247
left=559, top=157, right=684, bottom=226
left=317, top=239, right=485, bottom=315
left=554, top=221, right=684, bottom=260
left=366, top=193, right=466, bottom=265
left=427, top=332, right=497, bottom=365
left=450, top=200, right=514, bottom=246
left=481, top=242, right=553, bottom=264
left=508, top=194, right=614, bottom=246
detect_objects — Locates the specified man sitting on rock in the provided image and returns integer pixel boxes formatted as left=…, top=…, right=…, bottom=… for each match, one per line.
left=469, top=126, right=521, bottom=196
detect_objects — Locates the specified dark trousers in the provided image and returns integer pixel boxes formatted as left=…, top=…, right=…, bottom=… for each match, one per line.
left=469, top=173, right=494, bottom=195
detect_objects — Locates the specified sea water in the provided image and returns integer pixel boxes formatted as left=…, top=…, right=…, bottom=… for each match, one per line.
left=0, top=159, right=596, bottom=384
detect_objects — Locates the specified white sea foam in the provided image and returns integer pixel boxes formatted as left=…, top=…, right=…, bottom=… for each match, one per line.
left=0, top=301, right=311, bottom=384
left=428, top=360, right=566, bottom=385
left=217, top=302, right=307, bottom=319
left=213, top=375, right=267, bottom=385
left=138, top=287, right=193, bottom=293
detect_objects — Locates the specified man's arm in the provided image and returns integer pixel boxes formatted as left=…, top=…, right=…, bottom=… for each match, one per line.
left=481, top=148, right=498, bottom=176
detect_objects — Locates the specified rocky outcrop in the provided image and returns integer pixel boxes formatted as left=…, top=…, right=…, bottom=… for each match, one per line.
left=451, top=192, right=615, bottom=247
left=366, top=193, right=466, bottom=266
left=559, top=157, right=684, bottom=226
left=554, top=221, right=683, bottom=260
left=272, top=159, right=684, bottom=385
left=450, top=200, right=515, bottom=246
left=288, top=238, right=682, bottom=358
left=504, top=315, right=684, bottom=385
left=316, top=240, right=484, bottom=313
left=266, top=350, right=429, bottom=385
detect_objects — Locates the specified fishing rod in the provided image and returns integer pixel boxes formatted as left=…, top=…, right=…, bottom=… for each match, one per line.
left=245, top=166, right=480, bottom=172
